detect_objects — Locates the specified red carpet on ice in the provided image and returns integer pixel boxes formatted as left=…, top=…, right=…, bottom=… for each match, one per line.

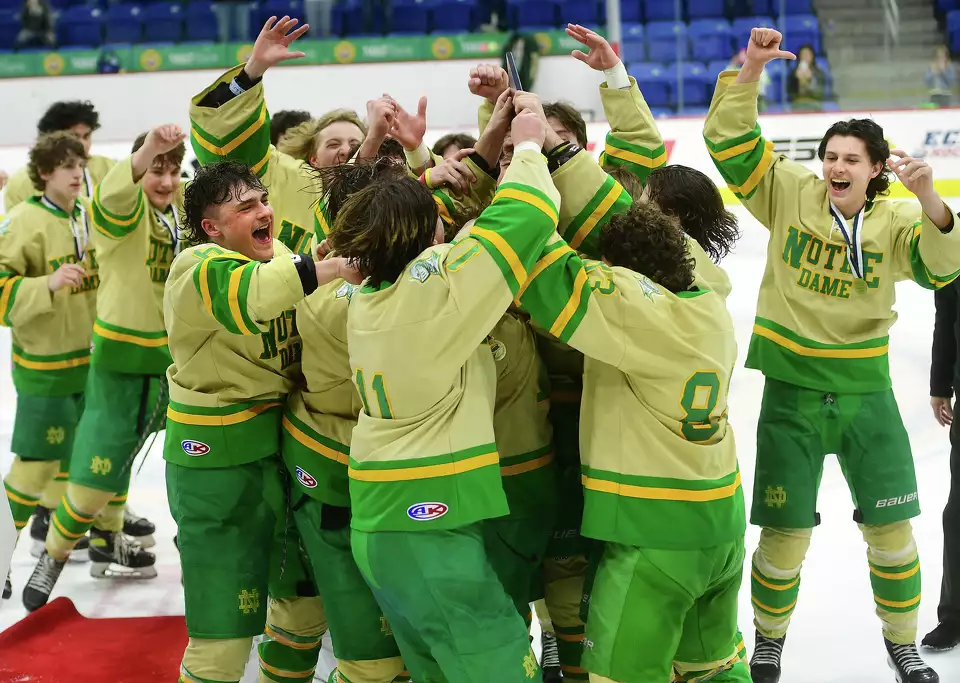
left=0, top=597, right=186, bottom=682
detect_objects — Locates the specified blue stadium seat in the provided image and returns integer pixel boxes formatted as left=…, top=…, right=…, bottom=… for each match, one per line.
left=764, top=59, right=787, bottom=102
left=672, top=61, right=711, bottom=107
left=390, top=0, right=429, bottom=34
left=646, top=21, right=687, bottom=63
left=952, top=31, right=960, bottom=52
left=627, top=62, right=672, bottom=108
left=431, top=0, right=477, bottom=33
left=622, top=21, right=643, bottom=42
left=257, top=0, right=304, bottom=30
left=619, top=0, right=641, bottom=23
left=784, top=0, right=812, bottom=13
left=57, top=6, right=104, bottom=47
left=622, top=40, right=645, bottom=65
left=688, top=0, right=725, bottom=19
left=689, top=19, right=733, bottom=62
left=707, top=59, right=730, bottom=79
left=783, top=14, right=820, bottom=54
left=142, top=2, right=183, bottom=43
left=104, top=4, right=143, bottom=44
left=0, top=0, right=18, bottom=11
left=749, top=0, right=773, bottom=14
left=0, top=9, right=18, bottom=49
left=507, top=0, right=558, bottom=30
left=642, top=0, right=677, bottom=22
left=939, top=0, right=960, bottom=12
left=562, top=0, right=601, bottom=26
left=948, top=10, right=960, bottom=31
left=335, top=0, right=384, bottom=35
left=184, top=1, right=218, bottom=41
left=732, top=16, right=775, bottom=51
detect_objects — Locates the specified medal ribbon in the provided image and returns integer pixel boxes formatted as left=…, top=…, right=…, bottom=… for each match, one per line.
left=154, top=206, right=181, bottom=257
left=829, top=202, right=865, bottom=281
left=42, top=195, right=89, bottom=262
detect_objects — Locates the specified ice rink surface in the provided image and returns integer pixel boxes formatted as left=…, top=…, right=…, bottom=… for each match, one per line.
left=2, top=200, right=960, bottom=682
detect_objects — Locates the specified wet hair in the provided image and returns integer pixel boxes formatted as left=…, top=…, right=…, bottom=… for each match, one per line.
left=132, top=131, right=186, bottom=170
left=276, top=109, right=367, bottom=163
left=27, top=131, right=88, bottom=191
left=316, top=156, right=408, bottom=224
left=641, top=165, right=741, bottom=263
left=37, top=100, right=101, bottom=134
left=270, top=109, right=312, bottom=147
left=377, top=138, right=406, bottom=162
left=329, top=175, right=438, bottom=285
left=818, top=119, right=892, bottom=201
left=432, top=133, right=477, bottom=158
left=600, top=200, right=695, bottom=294
left=181, top=161, right=267, bottom=246
left=543, top=101, right=588, bottom=147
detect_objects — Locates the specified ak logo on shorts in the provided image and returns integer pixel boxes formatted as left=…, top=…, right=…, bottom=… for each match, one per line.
left=296, top=466, right=318, bottom=489
left=407, top=502, right=448, bottom=521
left=181, top=440, right=210, bottom=457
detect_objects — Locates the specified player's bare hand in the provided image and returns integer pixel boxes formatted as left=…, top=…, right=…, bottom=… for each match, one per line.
left=566, top=24, right=619, bottom=71
left=335, top=257, right=363, bottom=285
left=366, top=96, right=397, bottom=140
left=425, top=149, right=477, bottom=196
left=485, top=88, right=515, bottom=138
left=932, top=396, right=954, bottom=426
left=388, top=94, right=428, bottom=152
left=48, top=263, right=87, bottom=292
left=745, top=28, right=796, bottom=66
left=511, top=109, right=546, bottom=149
left=889, top=149, right=936, bottom=199
left=513, top=91, right=545, bottom=119
left=468, top=64, right=509, bottom=104
left=144, top=124, right=187, bottom=155
left=245, top=15, right=309, bottom=79
left=316, top=239, right=333, bottom=260
left=0, top=170, right=8, bottom=190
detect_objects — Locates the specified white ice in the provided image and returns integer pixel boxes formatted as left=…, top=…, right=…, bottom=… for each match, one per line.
left=2, top=201, right=960, bottom=683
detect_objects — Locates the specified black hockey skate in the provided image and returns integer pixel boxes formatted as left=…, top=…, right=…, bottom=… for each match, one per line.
left=123, top=508, right=156, bottom=548
left=885, top=639, right=939, bottom=683
left=22, top=550, right=66, bottom=612
left=541, top=631, right=563, bottom=682
left=749, top=633, right=785, bottom=683
left=88, top=528, right=157, bottom=579
left=2, top=571, right=11, bottom=600
left=30, top=505, right=89, bottom=562
left=922, top=620, right=960, bottom=652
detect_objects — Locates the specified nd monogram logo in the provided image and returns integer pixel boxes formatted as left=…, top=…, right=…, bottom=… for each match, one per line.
left=238, top=589, right=260, bottom=615
left=764, top=485, right=787, bottom=509
left=523, top=649, right=538, bottom=679
left=90, top=456, right=112, bottom=476
left=46, top=426, right=65, bottom=445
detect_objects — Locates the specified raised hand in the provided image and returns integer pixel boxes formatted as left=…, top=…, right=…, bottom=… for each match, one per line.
left=366, top=96, right=398, bottom=141
left=48, top=263, right=87, bottom=292
left=511, top=109, right=546, bottom=150
left=744, top=28, right=796, bottom=66
left=388, top=94, right=428, bottom=152
left=424, top=148, right=478, bottom=196
left=889, top=149, right=935, bottom=199
left=468, top=63, right=509, bottom=104
left=145, top=124, right=187, bottom=155
left=566, top=23, right=619, bottom=71
left=245, top=16, right=309, bottom=79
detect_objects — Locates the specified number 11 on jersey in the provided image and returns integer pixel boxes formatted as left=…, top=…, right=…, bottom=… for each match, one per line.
left=356, top=369, right=394, bottom=418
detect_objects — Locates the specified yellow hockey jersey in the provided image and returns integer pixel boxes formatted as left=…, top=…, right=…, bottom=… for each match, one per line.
left=347, top=149, right=561, bottom=532
left=519, top=240, right=744, bottom=549
left=283, top=278, right=363, bottom=507
left=3, top=155, right=115, bottom=212
left=90, top=156, right=180, bottom=376
left=704, top=71, right=960, bottom=393
left=163, top=240, right=307, bottom=468
left=0, top=196, right=98, bottom=395
left=597, top=77, right=670, bottom=182
left=190, top=66, right=322, bottom=256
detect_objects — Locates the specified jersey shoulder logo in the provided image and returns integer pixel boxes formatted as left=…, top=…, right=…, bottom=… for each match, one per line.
left=409, top=251, right=442, bottom=284
left=295, top=466, right=318, bottom=489
left=636, top=275, right=663, bottom=301
left=335, top=282, right=358, bottom=301
left=407, top=502, right=448, bottom=521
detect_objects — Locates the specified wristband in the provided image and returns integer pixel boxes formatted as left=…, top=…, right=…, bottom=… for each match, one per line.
left=228, top=78, right=248, bottom=97
left=404, top=142, right=432, bottom=170
left=514, top=141, right=543, bottom=156
left=603, top=61, right=631, bottom=90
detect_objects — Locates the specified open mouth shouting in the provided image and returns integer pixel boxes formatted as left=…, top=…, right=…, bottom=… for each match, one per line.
left=252, top=222, right=272, bottom=245
left=829, top=178, right=851, bottom=195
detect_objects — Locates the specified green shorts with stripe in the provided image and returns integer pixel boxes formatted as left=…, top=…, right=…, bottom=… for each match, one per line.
left=582, top=540, right=748, bottom=683
left=68, top=365, right=167, bottom=494
left=11, top=393, right=83, bottom=462
left=483, top=511, right=554, bottom=616
left=751, top=378, right=920, bottom=529
left=168, top=455, right=316, bottom=639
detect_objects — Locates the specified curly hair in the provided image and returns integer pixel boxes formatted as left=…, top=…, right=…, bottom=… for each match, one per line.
left=329, top=176, right=438, bottom=285
left=37, top=101, right=101, bottom=134
left=600, top=200, right=695, bottom=294
left=270, top=109, right=312, bottom=147
left=543, top=101, right=588, bottom=147
left=641, top=165, right=741, bottom=263
left=181, top=161, right=266, bottom=246
left=276, top=109, right=367, bottom=163
left=27, top=132, right=88, bottom=191
left=432, top=133, right=478, bottom=158
left=818, top=119, right=892, bottom=201
left=132, top=131, right=186, bottom=170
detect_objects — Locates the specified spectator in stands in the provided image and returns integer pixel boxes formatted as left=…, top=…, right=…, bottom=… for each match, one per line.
left=727, top=48, right=769, bottom=111
left=14, top=0, right=54, bottom=49
left=212, top=0, right=253, bottom=43
left=431, top=133, right=477, bottom=160
left=271, top=109, right=312, bottom=146
left=926, top=45, right=957, bottom=108
left=304, top=0, right=333, bottom=38
left=787, top=44, right=826, bottom=112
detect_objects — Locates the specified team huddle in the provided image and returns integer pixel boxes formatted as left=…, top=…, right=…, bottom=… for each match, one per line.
left=1, top=18, right=957, bottom=683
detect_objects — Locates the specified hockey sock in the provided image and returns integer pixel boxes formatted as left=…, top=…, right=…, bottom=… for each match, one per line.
left=534, top=597, right=554, bottom=632
left=180, top=636, right=253, bottom=683
left=861, top=520, right=921, bottom=644
left=333, top=656, right=406, bottom=683
left=4, top=457, right=59, bottom=533
left=258, top=596, right=326, bottom=683
left=543, top=555, right=589, bottom=681
left=92, top=492, right=126, bottom=532
left=674, top=651, right=751, bottom=683
left=37, top=460, right=69, bottom=509
left=45, top=483, right=114, bottom=560
left=751, top=526, right=812, bottom=639
left=735, top=630, right=747, bottom=664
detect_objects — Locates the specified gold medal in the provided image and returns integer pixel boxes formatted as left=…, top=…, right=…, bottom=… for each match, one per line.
left=854, top=278, right=867, bottom=295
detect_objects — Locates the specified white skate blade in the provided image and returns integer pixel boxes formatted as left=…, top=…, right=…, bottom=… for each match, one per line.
left=125, top=533, right=155, bottom=549
left=89, top=561, right=158, bottom=580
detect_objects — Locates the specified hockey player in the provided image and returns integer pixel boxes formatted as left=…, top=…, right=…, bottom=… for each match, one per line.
left=163, top=160, right=358, bottom=683
left=704, top=28, right=960, bottom=683
left=330, top=106, right=554, bottom=682
left=270, top=109, right=312, bottom=147
left=3, top=100, right=115, bottom=211
left=22, top=125, right=186, bottom=611
left=516, top=197, right=748, bottom=683
left=0, top=132, right=98, bottom=600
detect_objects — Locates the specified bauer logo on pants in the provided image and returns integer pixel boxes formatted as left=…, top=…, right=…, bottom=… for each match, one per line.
left=407, top=502, right=448, bottom=521
left=181, top=440, right=210, bottom=456
left=296, top=466, right=318, bottom=489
